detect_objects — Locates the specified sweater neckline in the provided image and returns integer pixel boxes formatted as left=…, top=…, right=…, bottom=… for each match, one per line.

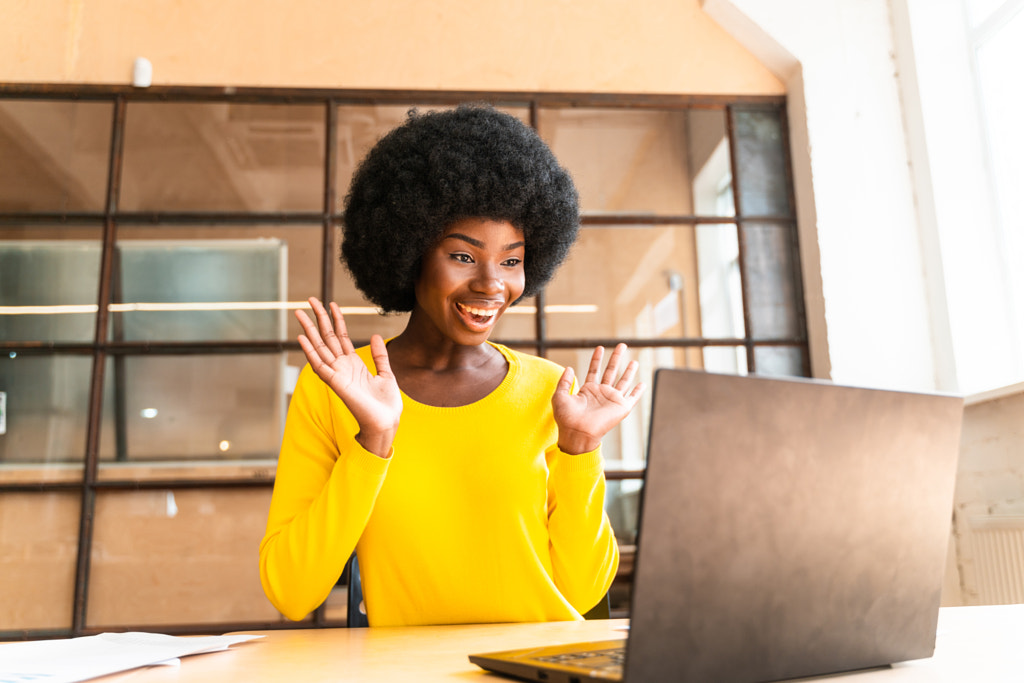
left=376, top=340, right=520, bottom=412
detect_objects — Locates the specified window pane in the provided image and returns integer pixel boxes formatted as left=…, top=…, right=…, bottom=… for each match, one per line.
left=0, top=232, right=103, bottom=343
left=97, top=354, right=286, bottom=462
left=106, top=227, right=321, bottom=343
left=0, top=354, right=92, bottom=464
left=689, top=108, right=736, bottom=218
left=545, top=225, right=703, bottom=346
left=121, top=102, right=325, bottom=212
left=87, top=488, right=291, bottom=628
left=740, top=223, right=804, bottom=339
left=537, top=108, right=694, bottom=215
left=976, top=8, right=1024, bottom=338
left=703, top=345, right=749, bottom=375
left=0, top=99, right=112, bottom=212
left=0, top=492, right=80, bottom=631
left=696, top=224, right=747, bottom=339
left=334, top=103, right=531, bottom=213
left=731, top=107, right=792, bottom=217
left=753, top=345, right=808, bottom=377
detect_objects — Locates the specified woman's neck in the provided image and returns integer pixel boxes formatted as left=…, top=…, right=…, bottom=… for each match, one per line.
left=384, top=313, right=508, bottom=406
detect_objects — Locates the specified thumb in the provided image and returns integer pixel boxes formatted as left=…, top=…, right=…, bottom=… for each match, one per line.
left=554, top=365, right=574, bottom=399
left=368, top=335, right=392, bottom=377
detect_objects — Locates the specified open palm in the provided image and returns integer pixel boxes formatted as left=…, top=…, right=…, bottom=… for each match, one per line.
left=296, top=297, right=402, bottom=455
left=551, top=344, right=644, bottom=455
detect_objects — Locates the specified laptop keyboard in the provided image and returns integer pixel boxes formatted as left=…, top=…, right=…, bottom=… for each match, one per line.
left=534, top=645, right=625, bottom=670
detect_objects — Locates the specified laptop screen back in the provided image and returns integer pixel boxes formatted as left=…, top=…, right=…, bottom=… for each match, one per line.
left=625, top=369, right=963, bottom=682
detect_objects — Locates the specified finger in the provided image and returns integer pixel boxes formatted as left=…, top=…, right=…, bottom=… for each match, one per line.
left=584, top=346, right=604, bottom=385
left=329, top=301, right=357, bottom=355
left=309, top=297, right=346, bottom=357
left=295, top=308, right=322, bottom=341
left=627, top=381, right=645, bottom=401
left=554, top=365, right=575, bottom=397
left=600, top=343, right=628, bottom=385
left=297, top=333, right=334, bottom=381
left=295, top=309, right=336, bottom=365
left=368, top=334, right=393, bottom=378
left=614, top=359, right=640, bottom=393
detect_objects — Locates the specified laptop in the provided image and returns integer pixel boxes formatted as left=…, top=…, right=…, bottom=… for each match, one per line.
left=470, top=368, right=964, bottom=682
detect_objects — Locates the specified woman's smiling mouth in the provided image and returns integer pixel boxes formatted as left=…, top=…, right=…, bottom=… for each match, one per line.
left=456, top=302, right=500, bottom=329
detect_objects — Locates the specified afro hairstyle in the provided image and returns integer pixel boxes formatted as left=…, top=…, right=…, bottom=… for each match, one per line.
left=340, top=104, right=580, bottom=313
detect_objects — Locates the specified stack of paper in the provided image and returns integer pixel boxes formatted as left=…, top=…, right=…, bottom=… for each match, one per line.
left=0, top=631, right=261, bottom=683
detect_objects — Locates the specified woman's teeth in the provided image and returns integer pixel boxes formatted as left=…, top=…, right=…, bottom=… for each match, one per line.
left=459, top=304, right=497, bottom=318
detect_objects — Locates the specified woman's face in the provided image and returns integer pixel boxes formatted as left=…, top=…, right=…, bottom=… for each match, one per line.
left=413, top=217, right=526, bottom=346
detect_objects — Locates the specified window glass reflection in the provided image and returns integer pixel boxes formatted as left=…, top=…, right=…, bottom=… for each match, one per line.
left=121, top=102, right=325, bottom=212
left=730, top=107, right=793, bottom=217
left=545, top=225, right=703, bottom=346
left=98, top=354, right=286, bottom=462
left=0, top=492, right=79, bottom=631
left=0, top=100, right=112, bottom=212
left=114, top=225, right=322, bottom=344
left=87, top=488, right=289, bottom=628
left=537, top=107, right=735, bottom=218
left=753, top=345, right=808, bottom=377
left=0, top=234, right=103, bottom=343
left=739, top=223, right=804, bottom=339
left=689, top=108, right=736, bottom=218
left=0, top=354, right=92, bottom=464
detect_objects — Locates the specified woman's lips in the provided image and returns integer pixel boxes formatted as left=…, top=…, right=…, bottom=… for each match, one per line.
left=456, top=302, right=500, bottom=330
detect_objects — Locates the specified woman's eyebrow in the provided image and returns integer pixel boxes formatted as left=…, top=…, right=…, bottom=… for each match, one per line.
left=445, top=233, right=525, bottom=251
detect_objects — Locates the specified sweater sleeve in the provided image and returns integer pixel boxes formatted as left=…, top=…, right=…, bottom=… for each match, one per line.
left=258, top=365, right=391, bottom=621
left=545, top=445, right=620, bottom=615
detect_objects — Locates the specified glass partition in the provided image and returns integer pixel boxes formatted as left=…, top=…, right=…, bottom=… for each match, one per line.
left=87, top=488, right=291, bottom=628
left=121, top=102, right=325, bottom=213
left=0, top=89, right=804, bottom=637
left=0, top=100, right=112, bottom=212
left=0, top=492, right=80, bottom=631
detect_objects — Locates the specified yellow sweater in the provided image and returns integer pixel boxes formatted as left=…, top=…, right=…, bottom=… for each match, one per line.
left=259, top=342, right=619, bottom=626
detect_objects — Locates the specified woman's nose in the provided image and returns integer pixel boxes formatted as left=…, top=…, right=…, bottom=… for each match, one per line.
left=470, top=263, right=504, bottom=293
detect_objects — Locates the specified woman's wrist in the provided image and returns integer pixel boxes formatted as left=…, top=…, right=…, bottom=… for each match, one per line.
left=557, top=429, right=600, bottom=456
left=355, top=428, right=397, bottom=459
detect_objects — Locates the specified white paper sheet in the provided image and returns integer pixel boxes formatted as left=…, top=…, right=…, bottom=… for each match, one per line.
left=0, top=631, right=262, bottom=683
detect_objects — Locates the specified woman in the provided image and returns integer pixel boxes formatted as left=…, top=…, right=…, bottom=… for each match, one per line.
left=259, top=105, right=643, bottom=626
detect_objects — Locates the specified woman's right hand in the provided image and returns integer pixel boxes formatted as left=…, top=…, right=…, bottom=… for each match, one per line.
left=296, top=297, right=402, bottom=458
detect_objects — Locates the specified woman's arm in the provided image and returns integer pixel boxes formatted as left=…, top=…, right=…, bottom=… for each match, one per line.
left=259, top=298, right=403, bottom=620
left=546, top=445, right=620, bottom=614
left=258, top=367, right=391, bottom=620
left=546, top=344, right=642, bottom=613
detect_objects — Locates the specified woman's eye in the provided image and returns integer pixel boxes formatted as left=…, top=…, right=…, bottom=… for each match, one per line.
left=451, top=253, right=473, bottom=263
left=502, top=257, right=522, bottom=267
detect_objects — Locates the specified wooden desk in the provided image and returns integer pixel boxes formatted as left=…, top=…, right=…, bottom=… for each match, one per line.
left=97, top=605, right=1024, bottom=682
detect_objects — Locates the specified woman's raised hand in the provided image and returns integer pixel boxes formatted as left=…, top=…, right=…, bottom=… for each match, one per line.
left=551, top=344, right=644, bottom=455
left=296, top=297, right=402, bottom=458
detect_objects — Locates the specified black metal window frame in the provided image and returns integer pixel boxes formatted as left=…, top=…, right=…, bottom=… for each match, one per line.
left=0, top=84, right=805, bottom=638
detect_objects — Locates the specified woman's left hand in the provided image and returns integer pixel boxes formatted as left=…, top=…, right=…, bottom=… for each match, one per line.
left=552, top=344, right=645, bottom=455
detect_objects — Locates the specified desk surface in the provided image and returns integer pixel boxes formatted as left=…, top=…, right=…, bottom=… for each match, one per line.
left=98, top=605, right=1024, bottom=682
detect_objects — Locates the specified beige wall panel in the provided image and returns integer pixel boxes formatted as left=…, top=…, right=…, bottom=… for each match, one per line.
left=1, top=0, right=783, bottom=95
left=87, top=488, right=287, bottom=627
left=0, top=492, right=79, bottom=631
left=951, top=386, right=1024, bottom=605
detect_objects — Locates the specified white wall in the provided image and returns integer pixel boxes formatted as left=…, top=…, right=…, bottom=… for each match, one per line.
left=708, top=0, right=1024, bottom=396
left=896, top=0, right=1024, bottom=395
left=707, top=0, right=941, bottom=393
